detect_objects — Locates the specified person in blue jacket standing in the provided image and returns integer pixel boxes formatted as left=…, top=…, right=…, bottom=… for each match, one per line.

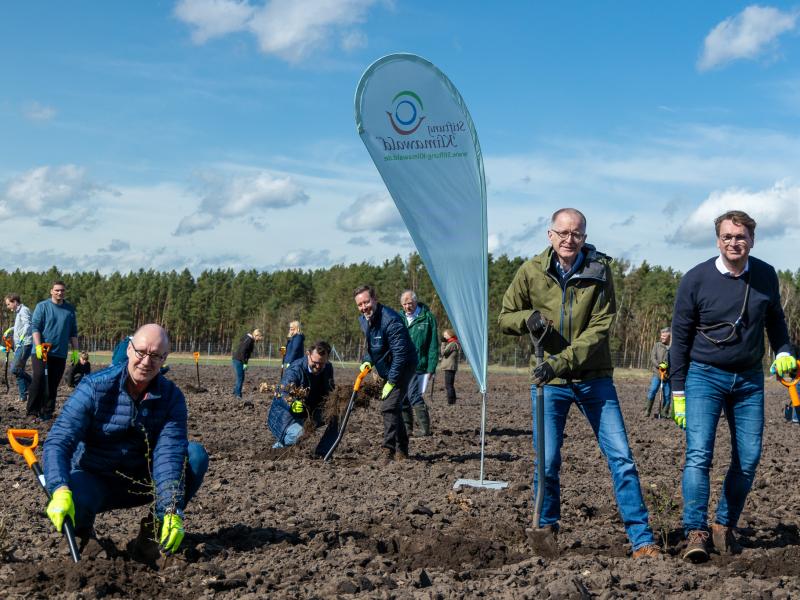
left=42, top=324, right=209, bottom=555
left=283, top=321, right=305, bottom=368
left=354, top=285, right=417, bottom=464
left=268, top=340, right=335, bottom=447
left=28, top=280, right=80, bottom=419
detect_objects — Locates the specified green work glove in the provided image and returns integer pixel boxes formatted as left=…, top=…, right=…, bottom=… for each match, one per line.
left=70, top=350, right=80, bottom=365
left=3, top=327, right=12, bottom=338
left=381, top=381, right=395, bottom=400
left=658, top=362, right=668, bottom=370
left=283, top=363, right=290, bottom=369
left=159, top=513, right=185, bottom=554
left=360, top=361, right=372, bottom=373
left=290, top=400, right=304, bottom=414
left=771, top=355, right=798, bottom=377
left=242, top=363, right=249, bottom=371
left=35, top=344, right=43, bottom=360
left=46, top=488, right=75, bottom=533
left=673, top=393, right=686, bottom=430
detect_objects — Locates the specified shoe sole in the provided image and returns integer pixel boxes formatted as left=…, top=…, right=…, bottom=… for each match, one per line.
left=682, top=547, right=709, bottom=563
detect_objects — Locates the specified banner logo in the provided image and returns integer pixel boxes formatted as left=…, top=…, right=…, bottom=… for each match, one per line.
left=387, top=90, right=425, bottom=135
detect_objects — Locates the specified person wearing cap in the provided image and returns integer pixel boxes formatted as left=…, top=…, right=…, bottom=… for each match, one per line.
left=67, top=351, right=92, bottom=388
left=670, top=210, right=795, bottom=563
left=231, top=328, right=264, bottom=398
left=645, top=327, right=672, bottom=418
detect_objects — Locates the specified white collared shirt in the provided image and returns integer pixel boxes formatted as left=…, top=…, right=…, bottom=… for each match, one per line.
left=715, top=254, right=749, bottom=277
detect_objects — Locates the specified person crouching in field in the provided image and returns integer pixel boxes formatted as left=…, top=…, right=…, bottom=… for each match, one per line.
left=268, top=340, right=335, bottom=448
left=42, top=324, right=208, bottom=555
left=67, top=351, right=91, bottom=388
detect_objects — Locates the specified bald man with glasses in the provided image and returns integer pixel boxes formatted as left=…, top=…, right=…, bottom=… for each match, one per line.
left=671, top=210, right=795, bottom=563
left=499, top=208, right=659, bottom=559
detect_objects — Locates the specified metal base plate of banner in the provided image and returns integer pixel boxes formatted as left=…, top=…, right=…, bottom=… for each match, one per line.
left=453, top=478, right=508, bottom=490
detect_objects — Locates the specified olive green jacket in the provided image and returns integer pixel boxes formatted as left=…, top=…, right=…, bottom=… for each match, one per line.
left=498, top=244, right=616, bottom=383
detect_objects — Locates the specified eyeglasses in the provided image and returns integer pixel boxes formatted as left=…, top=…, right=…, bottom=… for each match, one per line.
left=719, top=234, right=749, bottom=246
left=130, top=343, right=167, bottom=363
left=549, top=229, right=586, bottom=242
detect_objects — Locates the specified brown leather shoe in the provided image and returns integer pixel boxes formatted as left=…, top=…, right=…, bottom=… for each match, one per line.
left=711, top=524, right=742, bottom=555
left=683, top=529, right=710, bottom=563
left=396, top=449, right=409, bottom=461
left=632, top=544, right=661, bottom=559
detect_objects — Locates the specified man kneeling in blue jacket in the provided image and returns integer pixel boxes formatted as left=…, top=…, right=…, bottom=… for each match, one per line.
left=268, top=340, right=334, bottom=448
left=43, top=324, right=208, bottom=555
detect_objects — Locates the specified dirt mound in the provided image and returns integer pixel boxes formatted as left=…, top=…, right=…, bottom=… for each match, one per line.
left=2, top=363, right=800, bottom=597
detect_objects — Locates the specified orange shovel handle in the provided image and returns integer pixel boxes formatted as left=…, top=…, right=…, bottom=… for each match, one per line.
left=776, top=359, right=800, bottom=407
left=193, top=351, right=200, bottom=364
left=41, top=342, right=52, bottom=362
left=3, top=337, right=12, bottom=353
left=353, top=365, right=371, bottom=392
left=7, top=429, right=40, bottom=469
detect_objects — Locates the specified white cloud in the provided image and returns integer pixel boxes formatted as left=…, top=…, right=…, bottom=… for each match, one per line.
left=103, top=239, right=131, bottom=253
left=698, top=5, right=798, bottom=71
left=174, top=170, right=309, bottom=235
left=336, top=192, right=403, bottom=232
left=22, top=101, right=56, bottom=122
left=668, top=180, right=800, bottom=247
left=174, top=0, right=256, bottom=43
left=275, top=248, right=332, bottom=268
left=0, top=165, right=118, bottom=229
left=174, top=0, right=379, bottom=63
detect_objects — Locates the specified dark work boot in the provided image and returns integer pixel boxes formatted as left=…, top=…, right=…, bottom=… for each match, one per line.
left=413, top=404, right=432, bottom=436
left=402, top=406, right=413, bottom=435
left=645, top=398, right=654, bottom=417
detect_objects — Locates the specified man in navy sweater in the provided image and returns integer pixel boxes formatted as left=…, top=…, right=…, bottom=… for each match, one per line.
left=670, top=210, right=795, bottom=563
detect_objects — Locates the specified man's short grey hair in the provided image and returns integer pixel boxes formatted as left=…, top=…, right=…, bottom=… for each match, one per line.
left=400, top=289, right=417, bottom=302
left=550, top=208, right=587, bottom=231
left=660, top=327, right=671, bottom=334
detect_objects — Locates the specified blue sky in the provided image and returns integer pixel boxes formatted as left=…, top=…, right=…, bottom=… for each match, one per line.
left=1, top=1, right=799, bottom=274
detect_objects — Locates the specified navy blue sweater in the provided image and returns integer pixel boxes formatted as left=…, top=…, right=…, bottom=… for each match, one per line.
left=669, top=256, right=791, bottom=391
left=359, top=304, right=417, bottom=384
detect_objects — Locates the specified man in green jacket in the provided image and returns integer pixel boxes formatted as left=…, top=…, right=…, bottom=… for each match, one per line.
left=498, top=207, right=659, bottom=559
left=400, top=290, right=437, bottom=436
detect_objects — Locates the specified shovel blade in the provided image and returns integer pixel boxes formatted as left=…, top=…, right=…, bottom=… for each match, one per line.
left=314, top=416, right=339, bottom=458
left=526, top=526, right=559, bottom=559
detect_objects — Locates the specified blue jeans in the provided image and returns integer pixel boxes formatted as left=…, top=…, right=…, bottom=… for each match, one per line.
left=531, top=378, right=655, bottom=550
left=682, top=362, right=764, bottom=534
left=646, top=373, right=671, bottom=409
left=11, top=344, right=32, bottom=398
left=272, top=422, right=304, bottom=448
left=232, top=359, right=245, bottom=397
left=70, top=441, right=209, bottom=530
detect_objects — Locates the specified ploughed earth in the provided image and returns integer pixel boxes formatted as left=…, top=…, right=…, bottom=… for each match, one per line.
left=1, top=362, right=799, bottom=599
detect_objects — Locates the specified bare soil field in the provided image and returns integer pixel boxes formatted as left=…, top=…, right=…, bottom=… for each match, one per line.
left=1, top=363, right=799, bottom=599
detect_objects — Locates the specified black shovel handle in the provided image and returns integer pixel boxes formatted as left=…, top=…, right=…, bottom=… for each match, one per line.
left=323, top=366, right=371, bottom=462
left=27, top=462, right=81, bottom=563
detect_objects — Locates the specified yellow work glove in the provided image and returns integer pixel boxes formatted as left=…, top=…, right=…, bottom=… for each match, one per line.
left=290, top=400, right=304, bottom=414
left=360, top=361, right=372, bottom=373
left=3, top=327, right=12, bottom=338
left=46, top=488, right=75, bottom=533
left=70, top=350, right=80, bottom=365
left=658, top=362, right=668, bottom=371
left=159, top=513, right=185, bottom=554
left=242, top=363, right=249, bottom=371
left=35, top=344, right=43, bottom=360
left=771, top=355, right=798, bottom=378
left=381, top=382, right=395, bottom=400
left=673, top=393, right=686, bottom=430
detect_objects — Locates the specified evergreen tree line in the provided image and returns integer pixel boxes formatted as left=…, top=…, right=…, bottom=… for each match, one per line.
left=1, top=257, right=798, bottom=369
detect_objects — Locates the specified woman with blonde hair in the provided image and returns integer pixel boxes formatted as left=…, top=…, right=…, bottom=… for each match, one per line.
left=283, top=320, right=305, bottom=368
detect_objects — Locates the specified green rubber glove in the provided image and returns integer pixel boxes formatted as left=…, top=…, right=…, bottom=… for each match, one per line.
left=159, top=513, right=185, bottom=554
left=360, top=361, right=372, bottom=373
left=673, top=393, right=686, bottom=430
left=290, top=400, right=304, bottom=414
left=35, top=344, right=43, bottom=360
left=242, top=363, right=248, bottom=371
left=381, top=381, right=395, bottom=400
left=46, top=488, right=75, bottom=533
left=70, top=350, right=80, bottom=365
left=658, top=362, right=668, bottom=370
left=771, top=355, right=798, bottom=377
